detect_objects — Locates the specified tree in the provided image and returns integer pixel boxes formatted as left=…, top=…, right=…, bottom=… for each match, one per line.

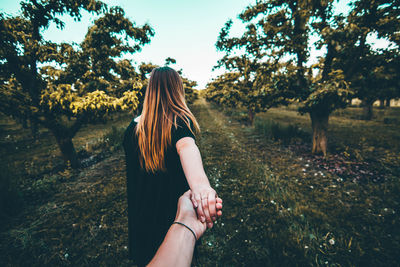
left=208, top=56, right=274, bottom=124
left=0, top=0, right=154, bottom=168
left=216, top=0, right=356, bottom=156
left=335, top=0, right=400, bottom=119
left=233, top=0, right=399, bottom=153
left=211, top=20, right=280, bottom=125
left=206, top=72, right=242, bottom=107
left=182, top=76, right=199, bottom=105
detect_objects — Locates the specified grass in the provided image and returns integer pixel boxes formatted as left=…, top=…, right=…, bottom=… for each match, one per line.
left=193, top=100, right=400, bottom=266
left=218, top=104, right=400, bottom=179
left=253, top=117, right=309, bottom=144
left=257, top=106, right=400, bottom=179
left=0, top=111, right=135, bottom=266
left=0, top=112, right=133, bottom=225
left=260, top=105, right=400, bottom=152
left=0, top=100, right=399, bottom=266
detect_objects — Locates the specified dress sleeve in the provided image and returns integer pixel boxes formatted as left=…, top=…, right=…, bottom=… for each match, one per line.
left=171, top=116, right=196, bottom=146
left=123, top=120, right=134, bottom=156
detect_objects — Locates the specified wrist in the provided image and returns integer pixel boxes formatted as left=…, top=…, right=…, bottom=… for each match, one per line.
left=172, top=221, right=197, bottom=241
left=190, top=182, right=211, bottom=190
left=175, top=214, right=205, bottom=240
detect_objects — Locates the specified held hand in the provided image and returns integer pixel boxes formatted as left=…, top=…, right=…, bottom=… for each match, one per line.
left=190, top=185, right=220, bottom=228
left=175, top=190, right=207, bottom=240
left=199, top=197, right=222, bottom=229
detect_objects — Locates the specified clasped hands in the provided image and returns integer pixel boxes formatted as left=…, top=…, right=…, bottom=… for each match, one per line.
left=190, top=185, right=222, bottom=229
left=175, top=189, right=222, bottom=242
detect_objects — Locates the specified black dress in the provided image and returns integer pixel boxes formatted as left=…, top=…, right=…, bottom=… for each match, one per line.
left=122, top=116, right=195, bottom=266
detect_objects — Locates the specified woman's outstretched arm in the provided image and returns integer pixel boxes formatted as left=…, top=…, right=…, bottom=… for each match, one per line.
left=176, top=137, right=218, bottom=228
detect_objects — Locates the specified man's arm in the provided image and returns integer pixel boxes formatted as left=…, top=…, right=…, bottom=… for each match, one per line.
left=147, top=221, right=197, bottom=267
left=147, top=191, right=222, bottom=267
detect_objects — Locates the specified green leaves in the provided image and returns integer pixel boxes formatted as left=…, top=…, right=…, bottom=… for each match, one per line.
left=182, top=77, right=199, bottom=105
left=336, top=0, right=400, bottom=107
left=39, top=83, right=140, bottom=119
left=0, top=0, right=155, bottom=166
left=20, top=0, right=107, bottom=29
left=299, top=70, right=353, bottom=114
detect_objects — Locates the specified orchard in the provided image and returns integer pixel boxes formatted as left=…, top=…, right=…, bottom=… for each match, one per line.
left=0, top=0, right=399, bottom=266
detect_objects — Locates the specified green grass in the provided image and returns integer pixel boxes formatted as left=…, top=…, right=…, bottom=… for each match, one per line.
left=194, top=100, right=400, bottom=266
left=0, top=111, right=135, bottom=266
left=262, top=106, right=400, bottom=151
left=254, top=117, right=309, bottom=144
left=0, top=101, right=399, bottom=266
left=0, top=112, right=133, bottom=224
left=256, top=106, right=400, bottom=179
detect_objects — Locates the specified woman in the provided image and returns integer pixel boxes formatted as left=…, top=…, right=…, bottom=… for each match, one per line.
left=123, top=66, right=219, bottom=266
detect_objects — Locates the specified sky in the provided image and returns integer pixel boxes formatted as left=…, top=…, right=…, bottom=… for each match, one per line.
left=0, top=0, right=253, bottom=88
left=0, top=0, right=388, bottom=89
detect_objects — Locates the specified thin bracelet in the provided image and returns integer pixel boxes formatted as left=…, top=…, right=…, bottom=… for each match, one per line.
left=172, top=221, right=197, bottom=241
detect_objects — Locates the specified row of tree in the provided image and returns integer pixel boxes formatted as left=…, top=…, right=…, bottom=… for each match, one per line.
left=0, top=0, right=197, bottom=169
left=205, top=0, right=400, bottom=155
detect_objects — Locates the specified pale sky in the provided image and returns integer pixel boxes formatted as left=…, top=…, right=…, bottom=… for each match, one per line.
left=1, top=0, right=388, bottom=88
left=0, top=0, right=252, bottom=88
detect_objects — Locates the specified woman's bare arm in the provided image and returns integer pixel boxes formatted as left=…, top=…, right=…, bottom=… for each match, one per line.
left=176, top=137, right=217, bottom=228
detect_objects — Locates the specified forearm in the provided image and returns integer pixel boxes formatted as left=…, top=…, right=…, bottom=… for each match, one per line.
left=178, top=143, right=210, bottom=188
left=147, top=224, right=196, bottom=267
left=177, top=138, right=218, bottom=225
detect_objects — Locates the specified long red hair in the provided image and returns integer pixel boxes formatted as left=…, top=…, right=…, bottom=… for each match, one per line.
left=135, top=66, right=200, bottom=173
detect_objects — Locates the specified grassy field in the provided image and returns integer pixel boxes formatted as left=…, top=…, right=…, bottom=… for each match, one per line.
left=194, top=100, right=399, bottom=266
left=0, top=99, right=399, bottom=266
left=0, top=111, right=137, bottom=265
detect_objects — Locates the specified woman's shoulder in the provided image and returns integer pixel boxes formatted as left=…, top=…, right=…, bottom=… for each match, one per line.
left=126, top=117, right=138, bottom=131
left=173, top=115, right=193, bottom=128
left=171, top=115, right=196, bottom=144
left=134, top=115, right=141, bottom=123
left=127, top=115, right=141, bottom=129
left=123, top=116, right=140, bottom=144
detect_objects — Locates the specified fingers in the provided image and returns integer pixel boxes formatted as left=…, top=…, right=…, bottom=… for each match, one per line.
left=191, top=196, right=198, bottom=209
left=201, top=196, right=212, bottom=225
left=216, top=197, right=222, bottom=218
left=193, top=193, right=205, bottom=223
left=207, top=192, right=217, bottom=221
left=191, top=188, right=222, bottom=228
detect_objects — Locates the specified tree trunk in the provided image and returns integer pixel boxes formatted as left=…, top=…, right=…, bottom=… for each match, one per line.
left=379, top=99, right=385, bottom=109
left=247, top=109, right=255, bottom=125
left=309, top=110, right=329, bottom=157
left=362, top=100, right=373, bottom=120
left=30, top=120, right=39, bottom=140
left=21, top=114, right=28, bottom=129
left=53, top=132, right=80, bottom=169
left=386, top=98, right=391, bottom=107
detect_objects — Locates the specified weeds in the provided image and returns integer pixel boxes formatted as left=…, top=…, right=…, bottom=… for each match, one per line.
left=0, top=162, right=23, bottom=222
left=254, top=118, right=309, bottom=144
left=86, top=125, right=125, bottom=154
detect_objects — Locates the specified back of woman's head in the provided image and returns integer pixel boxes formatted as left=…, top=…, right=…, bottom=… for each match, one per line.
left=135, top=66, right=200, bottom=173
